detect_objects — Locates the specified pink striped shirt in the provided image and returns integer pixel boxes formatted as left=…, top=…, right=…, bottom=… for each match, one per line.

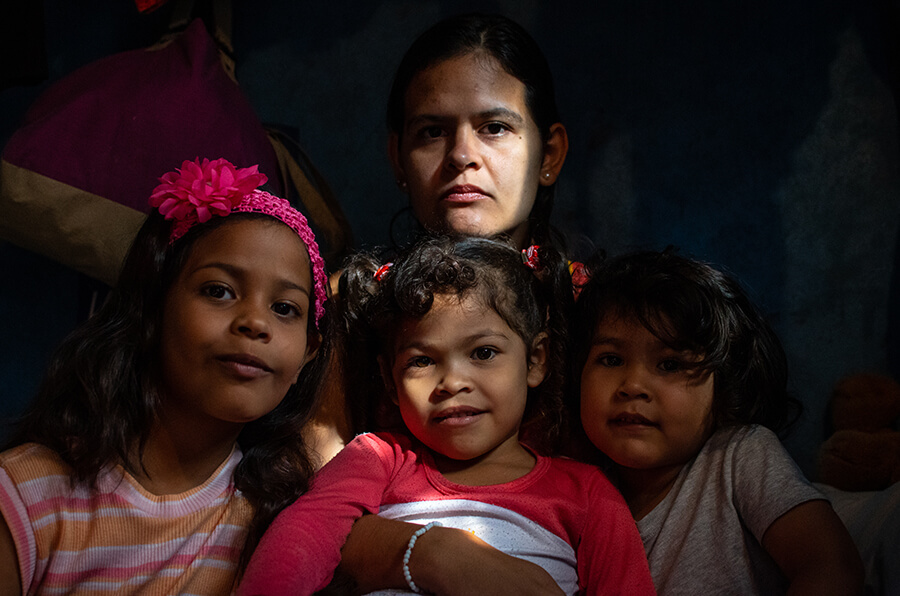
left=0, top=443, right=251, bottom=595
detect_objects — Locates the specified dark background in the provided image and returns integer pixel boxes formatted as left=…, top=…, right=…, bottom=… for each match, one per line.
left=1, top=0, right=898, bottom=478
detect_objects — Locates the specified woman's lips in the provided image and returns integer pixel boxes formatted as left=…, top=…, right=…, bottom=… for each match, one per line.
left=442, top=185, right=489, bottom=203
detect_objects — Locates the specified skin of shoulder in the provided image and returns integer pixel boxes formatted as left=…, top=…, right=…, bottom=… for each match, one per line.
left=0, top=513, right=22, bottom=595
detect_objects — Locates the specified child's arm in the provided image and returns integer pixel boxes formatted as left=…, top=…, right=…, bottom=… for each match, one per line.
left=762, top=499, right=864, bottom=595
left=338, top=515, right=566, bottom=595
left=238, top=435, right=392, bottom=596
left=0, top=515, right=21, bottom=595
left=731, top=427, right=864, bottom=594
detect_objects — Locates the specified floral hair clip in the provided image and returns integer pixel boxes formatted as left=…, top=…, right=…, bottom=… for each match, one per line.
left=521, top=245, right=542, bottom=271
left=569, top=261, right=590, bottom=301
left=374, top=262, right=393, bottom=281
left=150, top=158, right=268, bottom=239
left=149, top=157, right=329, bottom=327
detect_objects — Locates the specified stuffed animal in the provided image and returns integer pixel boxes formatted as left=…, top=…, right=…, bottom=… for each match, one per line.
left=818, top=373, right=900, bottom=491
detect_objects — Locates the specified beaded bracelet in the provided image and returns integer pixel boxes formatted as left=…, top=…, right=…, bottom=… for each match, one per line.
left=402, top=521, right=442, bottom=594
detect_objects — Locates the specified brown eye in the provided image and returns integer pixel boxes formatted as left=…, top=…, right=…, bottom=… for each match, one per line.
left=659, top=359, right=683, bottom=372
left=482, top=122, right=507, bottom=135
left=411, top=356, right=432, bottom=368
left=272, top=302, right=301, bottom=318
left=417, top=126, right=444, bottom=140
left=202, top=284, right=233, bottom=300
left=598, top=354, right=623, bottom=367
left=473, top=347, right=497, bottom=361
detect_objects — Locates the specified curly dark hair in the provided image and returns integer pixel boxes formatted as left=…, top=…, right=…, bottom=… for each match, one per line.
left=572, top=249, right=801, bottom=436
left=7, top=210, right=324, bottom=576
left=336, top=235, right=572, bottom=454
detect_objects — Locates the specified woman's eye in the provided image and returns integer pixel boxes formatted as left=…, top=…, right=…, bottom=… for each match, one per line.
left=473, top=347, right=497, bottom=361
left=417, top=126, right=444, bottom=140
left=481, top=122, right=509, bottom=135
left=272, top=302, right=300, bottom=318
left=202, top=284, right=233, bottom=300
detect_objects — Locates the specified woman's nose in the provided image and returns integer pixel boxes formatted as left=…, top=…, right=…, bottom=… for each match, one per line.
left=446, top=129, right=481, bottom=172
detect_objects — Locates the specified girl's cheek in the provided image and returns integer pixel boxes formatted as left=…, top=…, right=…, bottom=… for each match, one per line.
left=579, top=401, right=606, bottom=444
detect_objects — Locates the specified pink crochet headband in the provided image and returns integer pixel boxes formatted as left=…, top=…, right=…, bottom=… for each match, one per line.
left=149, top=158, right=328, bottom=326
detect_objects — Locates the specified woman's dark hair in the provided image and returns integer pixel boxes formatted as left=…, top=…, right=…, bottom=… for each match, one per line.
left=572, top=250, right=801, bottom=436
left=7, top=210, right=323, bottom=574
left=336, top=235, right=572, bottom=454
left=387, top=13, right=562, bottom=245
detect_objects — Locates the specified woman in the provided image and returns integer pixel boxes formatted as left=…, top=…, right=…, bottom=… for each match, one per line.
left=385, top=12, right=568, bottom=249
left=307, top=11, right=570, bottom=460
left=302, top=14, right=576, bottom=596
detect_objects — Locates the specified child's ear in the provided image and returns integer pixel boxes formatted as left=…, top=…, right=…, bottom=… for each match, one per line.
left=378, top=355, right=400, bottom=405
left=527, top=332, right=550, bottom=388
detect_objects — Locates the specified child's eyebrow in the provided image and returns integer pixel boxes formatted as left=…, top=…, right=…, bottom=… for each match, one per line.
left=191, top=262, right=311, bottom=296
left=394, top=329, right=511, bottom=353
left=590, top=336, right=624, bottom=347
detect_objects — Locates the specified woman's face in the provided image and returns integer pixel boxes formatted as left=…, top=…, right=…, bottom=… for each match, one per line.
left=390, top=52, right=565, bottom=248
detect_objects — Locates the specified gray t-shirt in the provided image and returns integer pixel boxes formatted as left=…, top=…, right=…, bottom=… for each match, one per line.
left=637, top=425, right=824, bottom=595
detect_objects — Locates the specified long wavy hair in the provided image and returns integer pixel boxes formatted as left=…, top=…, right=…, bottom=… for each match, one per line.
left=387, top=13, right=563, bottom=246
left=7, top=210, right=324, bottom=575
left=572, top=249, right=801, bottom=437
left=335, top=235, right=572, bottom=454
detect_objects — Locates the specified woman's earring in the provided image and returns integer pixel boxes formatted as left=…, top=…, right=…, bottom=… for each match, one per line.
left=397, top=179, right=408, bottom=191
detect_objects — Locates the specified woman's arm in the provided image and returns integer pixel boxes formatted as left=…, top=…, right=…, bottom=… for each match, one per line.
left=0, top=514, right=21, bottom=595
left=762, top=499, right=864, bottom=596
left=338, top=515, right=565, bottom=596
left=304, top=347, right=354, bottom=469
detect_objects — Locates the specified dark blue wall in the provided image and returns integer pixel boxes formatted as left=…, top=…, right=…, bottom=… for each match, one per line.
left=2, top=0, right=898, bottom=477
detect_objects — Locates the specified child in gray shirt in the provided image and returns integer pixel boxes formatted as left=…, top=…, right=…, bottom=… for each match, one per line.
left=573, top=250, right=864, bottom=595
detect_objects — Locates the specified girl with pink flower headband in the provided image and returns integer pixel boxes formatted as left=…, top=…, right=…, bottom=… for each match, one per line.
left=0, top=158, right=328, bottom=595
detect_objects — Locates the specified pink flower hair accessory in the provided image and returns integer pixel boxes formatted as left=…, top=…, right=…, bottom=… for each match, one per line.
left=150, top=158, right=268, bottom=237
left=149, top=158, right=328, bottom=326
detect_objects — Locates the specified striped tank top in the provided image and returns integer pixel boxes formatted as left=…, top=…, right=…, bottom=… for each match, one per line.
left=0, top=442, right=252, bottom=595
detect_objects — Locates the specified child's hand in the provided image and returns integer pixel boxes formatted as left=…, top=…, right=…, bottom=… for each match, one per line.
left=338, top=515, right=564, bottom=596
